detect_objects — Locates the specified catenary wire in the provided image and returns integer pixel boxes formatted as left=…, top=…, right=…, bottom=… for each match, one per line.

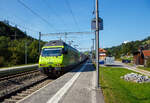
left=17, top=0, right=57, bottom=31
left=43, top=0, right=67, bottom=30
left=64, top=0, right=80, bottom=31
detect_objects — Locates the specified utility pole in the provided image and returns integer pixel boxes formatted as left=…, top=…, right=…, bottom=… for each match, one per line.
left=59, top=36, right=62, bottom=40
left=74, top=45, right=78, bottom=49
left=68, top=40, right=73, bottom=46
left=25, top=42, right=27, bottom=64
left=92, top=38, right=95, bottom=59
left=92, top=38, right=95, bottom=50
left=15, top=30, right=17, bottom=40
left=64, top=33, right=67, bottom=42
left=39, top=32, right=41, bottom=54
left=95, top=0, right=100, bottom=88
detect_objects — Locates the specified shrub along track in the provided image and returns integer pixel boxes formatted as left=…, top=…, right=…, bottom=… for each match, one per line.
left=0, top=70, right=53, bottom=103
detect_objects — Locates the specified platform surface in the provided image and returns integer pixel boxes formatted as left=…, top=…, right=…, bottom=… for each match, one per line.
left=18, top=60, right=105, bottom=103
left=0, top=64, right=38, bottom=72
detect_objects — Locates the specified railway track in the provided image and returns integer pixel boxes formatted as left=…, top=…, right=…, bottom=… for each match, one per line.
left=3, top=78, right=52, bottom=103
left=0, top=69, right=53, bottom=103
left=0, top=61, right=86, bottom=103
left=0, top=70, right=39, bottom=81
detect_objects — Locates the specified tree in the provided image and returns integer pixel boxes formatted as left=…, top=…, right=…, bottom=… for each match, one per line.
left=0, top=36, right=11, bottom=66
left=146, top=57, right=150, bottom=67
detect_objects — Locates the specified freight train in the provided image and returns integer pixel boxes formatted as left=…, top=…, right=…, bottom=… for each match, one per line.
left=38, top=40, right=87, bottom=76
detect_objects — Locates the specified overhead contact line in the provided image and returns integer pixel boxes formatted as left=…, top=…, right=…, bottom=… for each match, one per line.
left=64, top=0, right=80, bottom=31
left=17, top=0, right=57, bottom=31
left=43, top=0, right=67, bottom=30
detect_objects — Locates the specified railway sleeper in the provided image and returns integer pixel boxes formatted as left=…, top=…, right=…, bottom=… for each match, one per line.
left=17, top=93, right=28, bottom=97
left=4, top=99, right=17, bottom=103
left=11, top=96, right=23, bottom=100
left=26, top=89, right=36, bottom=92
left=21, top=91, right=32, bottom=94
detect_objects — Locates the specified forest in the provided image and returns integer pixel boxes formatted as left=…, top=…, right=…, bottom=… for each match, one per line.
left=0, top=21, right=45, bottom=67
left=105, top=36, right=150, bottom=59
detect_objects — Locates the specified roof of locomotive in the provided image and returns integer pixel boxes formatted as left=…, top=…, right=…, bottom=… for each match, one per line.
left=44, top=40, right=79, bottom=53
left=44, top=40, right=65, bottom=46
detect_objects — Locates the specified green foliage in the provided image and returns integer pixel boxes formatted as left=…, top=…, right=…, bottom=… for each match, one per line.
left=0, top=56, right=5, bottom=66
left=0, top=36, right=12, bottom=66
left=0, top=21, right=27, bottom=39
left=138, top=66, right=150, bottom=71
left=105, top=36, right=150, bottom=59
left=0, top=21, right=45, bottom=67
left=121, top=56, right=133, bottom=61
left=0, top=36, right=45, bottom=67
left=146, top=57, right=150, bottom=67
left=28, top=40, right=41, bottom=63
left=84, top=51, right=90, bottom=55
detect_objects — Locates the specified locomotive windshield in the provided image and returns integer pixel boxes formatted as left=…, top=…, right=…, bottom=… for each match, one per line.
left=41, top=48, right=62, bottom=57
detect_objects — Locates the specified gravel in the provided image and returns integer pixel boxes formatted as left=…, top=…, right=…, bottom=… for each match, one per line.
left=121, top=73, right=150, bottom=83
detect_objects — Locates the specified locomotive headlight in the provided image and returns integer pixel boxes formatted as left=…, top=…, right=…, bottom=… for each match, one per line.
left=56, top=64, right=61, bottom=66
left=40, top=64, right=45, bottom=66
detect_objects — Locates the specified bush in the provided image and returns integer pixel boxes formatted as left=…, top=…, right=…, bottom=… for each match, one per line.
left=146, top=57, right=150, bottom=67
left=0, top=56, right=5, bottom=66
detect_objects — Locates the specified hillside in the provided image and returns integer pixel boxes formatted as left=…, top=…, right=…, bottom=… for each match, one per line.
left=105, top=36, right=150, bottom=59
left=0, top=21, right=45, bottom=67
left=0, top=21, right=36, bottom=40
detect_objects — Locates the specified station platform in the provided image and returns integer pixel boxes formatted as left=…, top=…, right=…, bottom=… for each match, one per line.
left=18, top=60, right=105, bottom=103
left=0, top=64, right=38, bottom=72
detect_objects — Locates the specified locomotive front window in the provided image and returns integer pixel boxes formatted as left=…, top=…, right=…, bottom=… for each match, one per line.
left=42, top=48, right=62, bottom=57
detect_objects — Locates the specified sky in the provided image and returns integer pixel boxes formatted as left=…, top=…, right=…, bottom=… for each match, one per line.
left=0, top=0, right=150, bottom=51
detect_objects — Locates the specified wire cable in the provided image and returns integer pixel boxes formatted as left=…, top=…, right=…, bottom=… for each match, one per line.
left=43, top=0, right=67, bottom=29
left=0, top=6, right=40, bottom=33
left=93, top=0, right=96, bottom=15
left=17, top=0, right=57, bottom=31
left=64, top=0, right=80, bottom=31
left=0, top=17, right=39, bottom=33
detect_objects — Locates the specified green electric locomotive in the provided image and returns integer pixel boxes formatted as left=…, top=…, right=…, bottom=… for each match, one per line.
left=38, top=40, right=82, bottom=76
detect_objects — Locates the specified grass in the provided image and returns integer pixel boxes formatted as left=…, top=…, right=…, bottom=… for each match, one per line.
left=100, top=67, right=150, bottom=103
left=128, top=63, right=134, bottom=66
left=138, top=66, right=150, bottom=72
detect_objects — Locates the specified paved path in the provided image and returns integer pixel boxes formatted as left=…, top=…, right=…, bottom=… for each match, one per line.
left=18, top=60, right=105, bottom=103
left=114, top=61, right=150, bottom=76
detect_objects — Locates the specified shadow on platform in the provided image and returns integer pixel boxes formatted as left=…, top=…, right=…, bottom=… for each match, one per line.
left=70, top=62, right=96, bottom=73
left=105, top=64, right=123, bottom=68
